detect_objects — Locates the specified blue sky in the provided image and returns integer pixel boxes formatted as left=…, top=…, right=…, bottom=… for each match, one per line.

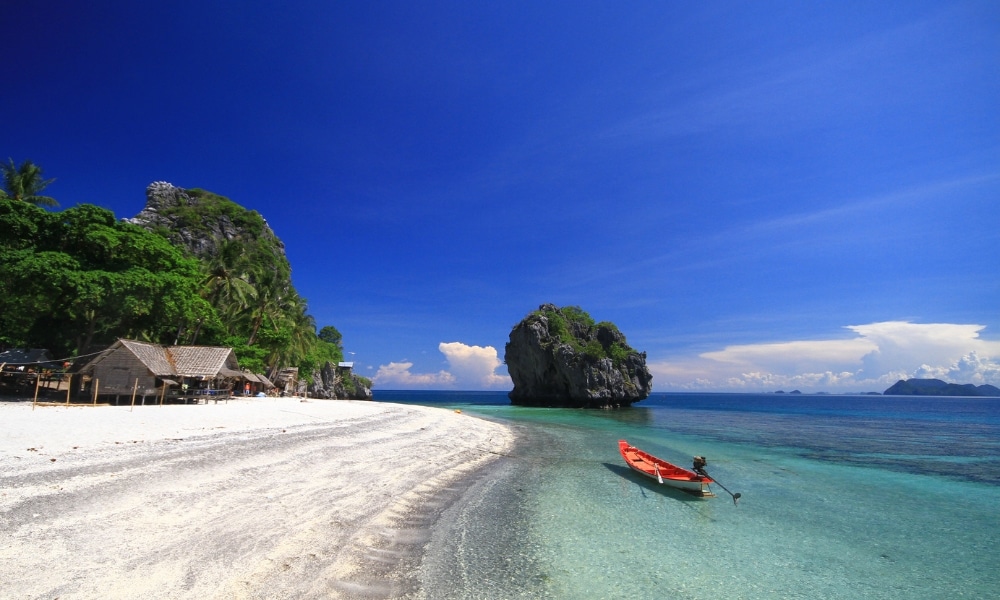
left=6, top=1, right=999, bottom=392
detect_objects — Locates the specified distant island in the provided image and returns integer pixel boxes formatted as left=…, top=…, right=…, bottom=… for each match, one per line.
left=883, top=378, right=1000, bottom=397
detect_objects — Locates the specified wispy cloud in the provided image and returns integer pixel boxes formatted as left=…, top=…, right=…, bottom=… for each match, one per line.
left=601, top=13, right=946, bottom=144
left=529, top=167, right=998, bottom=305
left=651, top=321, right=1000, bottom=392
left=744, top=172, right=1000, bottom=236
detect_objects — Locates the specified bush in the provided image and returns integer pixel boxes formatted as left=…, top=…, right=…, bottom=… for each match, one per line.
left=583, top=340, right=606, bottom=361
left=608, top=342, right=630, bottom=366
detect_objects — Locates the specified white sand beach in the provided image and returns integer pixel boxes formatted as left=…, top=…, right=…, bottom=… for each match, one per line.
left=0, top=398, right=514, bottom=599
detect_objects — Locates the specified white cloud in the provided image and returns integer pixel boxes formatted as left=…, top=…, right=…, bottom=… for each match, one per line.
left=652, top=321, right=1000, bottom=392
left=438, top=342, right=511, bottom=389
left=372, top=342, right=511, bottom=390
left=701, top=338, right=877, bottom=373
left=371, top=361, right=455, bottom=388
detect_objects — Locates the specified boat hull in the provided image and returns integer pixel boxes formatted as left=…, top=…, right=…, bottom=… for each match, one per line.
left=618, top=440, right=715, bottom=497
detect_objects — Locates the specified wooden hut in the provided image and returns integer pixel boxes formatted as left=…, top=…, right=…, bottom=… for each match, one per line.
left=78, top=339, right=244, bottom=403
left=336, top=361, right=354, bottom=376
left=0, top=349, right=60, bottom=396
left=272, top=367, right=299, bottom=396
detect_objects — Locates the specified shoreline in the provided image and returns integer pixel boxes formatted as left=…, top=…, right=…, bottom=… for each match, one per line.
left=0, top=398, right=515, bottom=599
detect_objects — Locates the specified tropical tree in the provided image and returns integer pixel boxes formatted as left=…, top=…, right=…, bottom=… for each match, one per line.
left=318, top=325, right=343, bottom=348
left=190, top=239, right=256, bottom=344
left=244, top=267, right=287, bottom=346
left=0, top=198, right=205, bottom=354
left=202, top=240, right=255, bottom=309
left=1, top=159, right=58, bottom=206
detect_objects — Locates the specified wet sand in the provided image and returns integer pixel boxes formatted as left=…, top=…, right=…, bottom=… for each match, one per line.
left=0, top=398, right=514, bottom=599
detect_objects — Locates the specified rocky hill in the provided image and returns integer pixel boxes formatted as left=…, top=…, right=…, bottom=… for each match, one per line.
left=126, top=181, right=287, bottom=265
left=126, top=181, right=371, bottom=401
left=883, top=378, right=1000, bottom=397
left=504, top=304, right=652, bottom=408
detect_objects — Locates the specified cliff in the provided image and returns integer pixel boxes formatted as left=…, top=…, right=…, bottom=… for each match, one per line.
left=504, top=304, right=652, bottom=408
left=305, top=362, right=373, bottom=400
left=883, top=378, right=1000, bottom=397
left=126, top=181, right=289, bottom=270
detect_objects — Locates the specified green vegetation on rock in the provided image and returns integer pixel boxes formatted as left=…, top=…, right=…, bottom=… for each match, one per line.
left=532, top=305, right=630, bottom=368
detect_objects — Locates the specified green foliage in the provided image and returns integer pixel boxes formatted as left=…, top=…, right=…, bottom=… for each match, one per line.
left=0, top=197, right=44, bottom=248
left=0, top=169, right=352, bottom=382
left=534, top=305, right=597, bottom=351
left=608, top=342, right=630, bottom=366
left=296, top=334, right=345, bottom=384
left=0, top=198, right=204, bottom=354
left=318, top=325, right=342, bottom=347
left=339, top=374, right=371, bottom=395
left=528, top=305, right=637, bottom=368
left=596, top=320, right=620, bottom=334
left=224, top=335, right=268, bottom=374
left=1, top=158, right=58, bottom=206
left=583, top=339, right=605, bottom=360
left=156, top=188, right=289, bottom=280
left=544, top=310, right=573, bottom=346
left=562, top=306, right=596, bottom=329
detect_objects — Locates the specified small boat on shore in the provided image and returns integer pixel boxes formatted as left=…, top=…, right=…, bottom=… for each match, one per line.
left=618, top=440, right=716, bottom=497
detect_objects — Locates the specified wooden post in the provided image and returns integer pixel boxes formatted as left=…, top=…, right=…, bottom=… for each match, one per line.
left=160, top=383, right=167, bottom=406
left=93, top=378, right=99, bottom=405
left=130, top=378, right=138, bottom=411
left=65, top=373, right=71, bottom=405
left=32, top=374, right=40, bottom=410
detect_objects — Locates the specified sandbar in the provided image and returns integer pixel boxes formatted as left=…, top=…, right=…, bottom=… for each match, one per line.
left=0, top=398, right=514, bottom=599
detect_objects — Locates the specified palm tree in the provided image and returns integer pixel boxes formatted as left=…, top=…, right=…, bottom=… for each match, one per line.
left=246, top=268, right=286, bottom=346
left=189, top=239, right=256, bottom=343
left=203, top=240, right=256, bottom=311
left=276, top=295, right=317, bottom=367
left=1, top=159, right=58, bottom=206
left=258, top=300, right=309, bottom=369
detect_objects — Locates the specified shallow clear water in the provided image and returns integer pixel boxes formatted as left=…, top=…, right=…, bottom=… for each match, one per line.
left=377, top=391, right=1000, bottom=599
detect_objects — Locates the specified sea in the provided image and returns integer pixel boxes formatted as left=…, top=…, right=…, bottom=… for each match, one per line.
left=374, top=391, right=1000, bottom=600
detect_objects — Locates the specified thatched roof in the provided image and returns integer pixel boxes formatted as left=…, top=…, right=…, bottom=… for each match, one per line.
left=119, top=340, right=174, bottom=376
left=80, top=339, right=242, bottom=380
left=168, top=345, right=239, bottom=378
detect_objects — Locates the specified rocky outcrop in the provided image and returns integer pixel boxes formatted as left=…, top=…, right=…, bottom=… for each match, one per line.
left=126, top=181, right=286, bottom=262
left=303, top=362, right=373, bottom=400
left=883, top=378, right=1000, bottom=397
left=505, top=304, right=652, bottom=408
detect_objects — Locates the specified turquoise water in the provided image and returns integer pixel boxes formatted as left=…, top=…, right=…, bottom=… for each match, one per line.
left=377, top=392, right=1000, bottom=599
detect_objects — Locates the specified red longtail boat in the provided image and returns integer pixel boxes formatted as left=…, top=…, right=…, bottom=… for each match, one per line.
left=618, top=440, right=716, bottom=497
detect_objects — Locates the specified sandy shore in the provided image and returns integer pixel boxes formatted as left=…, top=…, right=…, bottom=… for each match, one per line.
left=0, top=398, right=514, bottom=599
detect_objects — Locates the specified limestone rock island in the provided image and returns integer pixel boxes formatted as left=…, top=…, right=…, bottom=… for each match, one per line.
left=505, top=304, right=653, bottom=408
